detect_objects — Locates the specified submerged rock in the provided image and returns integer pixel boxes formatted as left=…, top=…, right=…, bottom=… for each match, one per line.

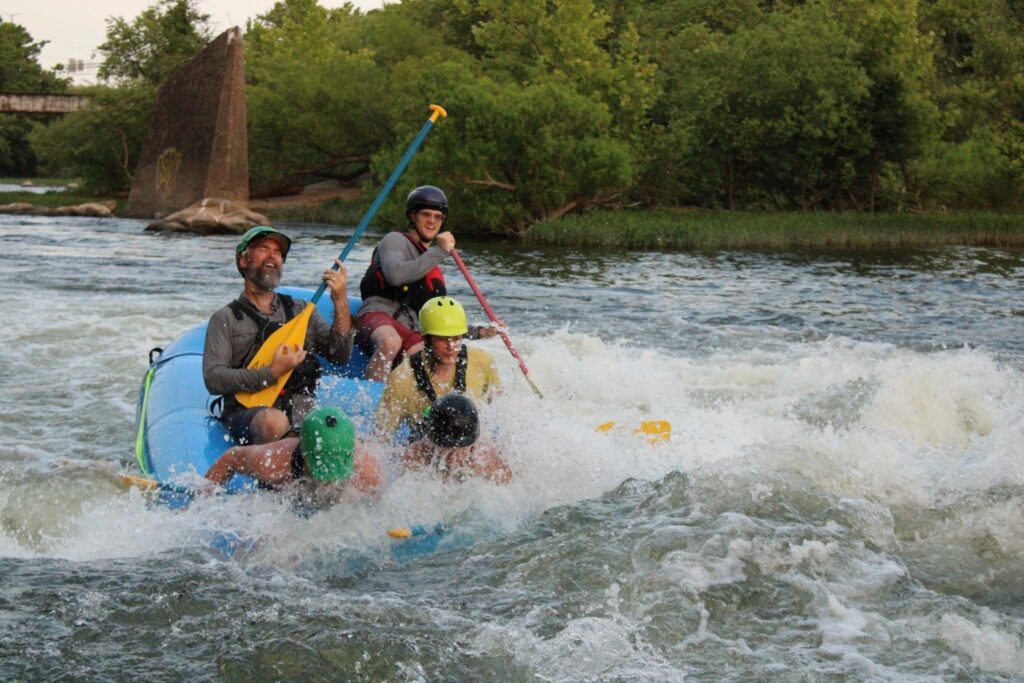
left=0, top=201, right=115, bottom=217
left=144, top=197, right=270, bottom=235
left=0, top=202, right=35, bottom=213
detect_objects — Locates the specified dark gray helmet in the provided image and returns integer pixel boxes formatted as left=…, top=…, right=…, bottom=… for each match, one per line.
left=406, top=185, right=448, bottom=219
left=426, top=394, right=479, bottom=448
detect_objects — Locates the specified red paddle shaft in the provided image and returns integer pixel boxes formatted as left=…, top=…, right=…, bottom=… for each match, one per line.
left=450, top=249, right=543, bottom=399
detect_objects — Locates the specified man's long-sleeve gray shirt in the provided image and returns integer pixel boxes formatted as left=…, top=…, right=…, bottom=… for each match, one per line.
left=202, top=293, right=354, bottom=396
left=358, top=231, right=448, bottom=325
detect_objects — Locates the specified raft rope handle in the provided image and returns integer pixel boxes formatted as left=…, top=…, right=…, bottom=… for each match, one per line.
left=134, top=363, right=158, bottom=476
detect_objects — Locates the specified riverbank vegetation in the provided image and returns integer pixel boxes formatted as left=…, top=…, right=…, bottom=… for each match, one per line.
left=262, top=198, right=369, bottom=226
left=3, top=0, right=1023, bottom=238
left=526, top=210, right=1024, bottom=251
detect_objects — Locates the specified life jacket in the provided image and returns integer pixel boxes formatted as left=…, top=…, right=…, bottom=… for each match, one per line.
left=406, top=346, right=468, bottom=443
left=220, top=294, right=322, bottom=414
left=359, top=232, right=446, bottom=314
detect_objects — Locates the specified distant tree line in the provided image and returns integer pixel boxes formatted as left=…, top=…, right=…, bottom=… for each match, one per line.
left=5, top=0, right=1023, bottom=234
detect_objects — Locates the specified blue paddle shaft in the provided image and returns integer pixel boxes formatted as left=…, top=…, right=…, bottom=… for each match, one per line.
left=311, top=111, right=443, bottom=304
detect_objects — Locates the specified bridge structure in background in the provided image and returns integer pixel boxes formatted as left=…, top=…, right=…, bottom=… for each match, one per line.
left=0, top=94, right=90, bottom=114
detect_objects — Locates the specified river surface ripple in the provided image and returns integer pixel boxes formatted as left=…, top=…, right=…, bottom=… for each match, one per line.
left=2, top=215, right=1023, bottom=681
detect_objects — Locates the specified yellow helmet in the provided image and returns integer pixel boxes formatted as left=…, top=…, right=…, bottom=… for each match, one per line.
left=419, top=296, right=468, bottom=336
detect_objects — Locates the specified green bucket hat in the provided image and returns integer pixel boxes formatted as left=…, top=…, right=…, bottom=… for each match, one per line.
left=236, top=225, right=292, bottom=259
left=299, top=407, right=355, bottom=481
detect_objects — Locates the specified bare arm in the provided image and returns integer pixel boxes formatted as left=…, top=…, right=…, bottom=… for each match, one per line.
left=313, top=259, right=354, bottom=365
left=351, top=444, right=383, bottom=493
left=402, top=439, right=433, bottom=471
left=466, top=441, right=512, bottom=484
left=204, top=438, right=299, bottom=486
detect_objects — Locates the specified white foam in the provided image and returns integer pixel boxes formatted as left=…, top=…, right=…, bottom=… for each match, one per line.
left=939, top=613, right=1024, bottom=675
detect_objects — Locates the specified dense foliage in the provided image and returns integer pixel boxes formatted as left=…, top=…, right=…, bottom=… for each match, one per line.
left=0, top=21, right=68, bottom=175
left=23, top=0, right=1024, bottom=232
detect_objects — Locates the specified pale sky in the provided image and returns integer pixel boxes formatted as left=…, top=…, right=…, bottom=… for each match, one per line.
left=4, top=0, right=387, bottom=73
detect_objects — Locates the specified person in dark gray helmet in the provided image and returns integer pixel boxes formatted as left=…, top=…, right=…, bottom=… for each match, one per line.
left=402, top=394, right=511, bottom=484
left=202, top=226, right=354, bottom=445
left=356, top=185, right=496, bottom=381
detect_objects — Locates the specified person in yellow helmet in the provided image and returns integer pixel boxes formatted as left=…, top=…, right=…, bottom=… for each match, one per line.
left=374, top=296, right=501, bottom=441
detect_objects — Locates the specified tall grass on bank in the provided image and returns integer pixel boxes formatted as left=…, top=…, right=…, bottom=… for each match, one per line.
left=0, top=177, right=72, bottom=187
left=263, top=198, right=371, bottom=226
left=526, top=210, right=1024, bottom=250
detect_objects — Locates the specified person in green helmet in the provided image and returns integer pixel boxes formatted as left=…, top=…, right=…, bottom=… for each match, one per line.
left=203, top=226, right=355, bottom=446
left=375, top=295, right=502, bottom=441
left=205, top=407, right=382, bottom=495
left=403, top=393, right=511, bottom=484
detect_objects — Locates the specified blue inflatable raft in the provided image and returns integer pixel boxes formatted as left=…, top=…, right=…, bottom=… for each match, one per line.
left=132, top=287, right=384, bottom=493
left=130, top=289, right=467, bottom=561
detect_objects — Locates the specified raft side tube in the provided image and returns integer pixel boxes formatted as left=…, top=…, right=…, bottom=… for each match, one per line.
left=136, top=291, right=383, bottom=488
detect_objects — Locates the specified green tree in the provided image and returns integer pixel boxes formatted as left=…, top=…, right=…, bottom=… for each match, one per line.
left=97, top=0, right=212, bottom=85
left=377, top=0, right=656, bottom=234
left=911, top=0, right=1024, bottom=209
left=29, top=83, right=154, bottom=192
left=244, top=0, right=393, bottom=195
left=0, top=21, right=68, bottom=175
left=638, top=3, right=876, bottom=209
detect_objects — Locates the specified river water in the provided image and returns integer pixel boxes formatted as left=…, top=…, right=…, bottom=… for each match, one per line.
left=2, top=215, right=1024, bottom=681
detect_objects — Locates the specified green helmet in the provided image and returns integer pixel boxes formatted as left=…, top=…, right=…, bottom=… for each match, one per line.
left=236, top=225, right=291, bottom=260
left=419, top=296, right=468, bottom=336
left=299, top=407, right=355, bottom=481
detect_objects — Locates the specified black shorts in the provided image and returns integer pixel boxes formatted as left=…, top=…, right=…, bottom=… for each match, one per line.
left=221, top=405, right=270, bottom=445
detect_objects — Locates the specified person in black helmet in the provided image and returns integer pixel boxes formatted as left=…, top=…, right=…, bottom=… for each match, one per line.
left=356, top=185, right=496, bottom=381
left=202, top=226, right=354, bottom=446
left=402, top=394, right=511, bottom=483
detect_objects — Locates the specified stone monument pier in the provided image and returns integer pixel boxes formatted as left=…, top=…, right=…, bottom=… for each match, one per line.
left=125, top=27, right=250, bottom=220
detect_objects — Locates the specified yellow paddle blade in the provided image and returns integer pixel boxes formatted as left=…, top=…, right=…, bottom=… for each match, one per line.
left=596, top=420, right=672, bottom=443
left=636, top=420, right=671, bottom=443
left=120, top=474, right=159, bottom=491
left=235, top=302, right=315, bottom=408
left=387, top=527, right=412, bottom=539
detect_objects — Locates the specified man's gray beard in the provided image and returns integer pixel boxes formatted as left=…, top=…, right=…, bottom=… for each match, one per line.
left=246, top=262, right=282, bottom=291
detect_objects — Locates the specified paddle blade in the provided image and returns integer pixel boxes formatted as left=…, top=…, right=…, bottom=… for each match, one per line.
left=636, top=420, right=671, bottom=443
left=234, top=303, right=314, bottom=408
left=120, top=473, right=159, bottom=491
left=595, top=420, right=672, bottom=444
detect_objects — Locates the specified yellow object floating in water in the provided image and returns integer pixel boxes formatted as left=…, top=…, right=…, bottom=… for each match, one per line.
left=595, top=420, right=671, bottom=443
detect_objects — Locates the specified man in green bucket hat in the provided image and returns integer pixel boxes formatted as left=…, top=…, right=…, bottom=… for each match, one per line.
left=205, top=406, right=382, bottom=495
left=202, top=226, right=355, bottom=446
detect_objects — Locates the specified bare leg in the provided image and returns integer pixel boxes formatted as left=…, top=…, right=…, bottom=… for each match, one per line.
left=250, top=408, right=291, bottom=444
left=366, top=326, right=403, bottom=381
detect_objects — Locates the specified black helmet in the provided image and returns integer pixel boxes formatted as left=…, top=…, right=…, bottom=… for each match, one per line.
left=426, top=394, right=479, bottom=448
left=406, top=185, right=448, bottom=219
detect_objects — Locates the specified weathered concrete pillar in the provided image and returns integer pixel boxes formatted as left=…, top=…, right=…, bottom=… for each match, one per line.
left=125, top=27, right=248, bottom=218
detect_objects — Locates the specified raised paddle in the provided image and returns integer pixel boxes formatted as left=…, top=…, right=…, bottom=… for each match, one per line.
left=236, top=104, right=449, bottom=408
left=450, top=248, right=544, bottom=399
